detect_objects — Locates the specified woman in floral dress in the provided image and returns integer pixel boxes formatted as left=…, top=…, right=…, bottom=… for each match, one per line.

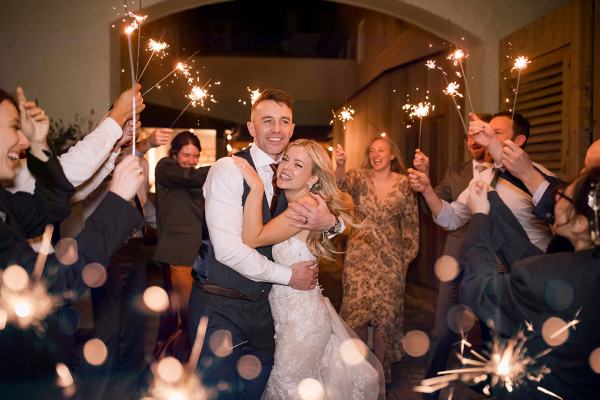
left=335, top=137, right=419, bottom=381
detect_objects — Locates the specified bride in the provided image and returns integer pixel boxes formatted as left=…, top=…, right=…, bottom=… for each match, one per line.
left=232, top=139, right=384, bottom=400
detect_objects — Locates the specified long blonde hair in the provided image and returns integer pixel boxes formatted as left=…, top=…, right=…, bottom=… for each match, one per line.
left=286, top=139, right=359, bottom=260
left=361, top=136, right=407, bottom=173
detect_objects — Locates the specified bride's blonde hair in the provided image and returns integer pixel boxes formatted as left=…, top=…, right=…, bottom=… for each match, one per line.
left=285, top=139, right=359, bottom=260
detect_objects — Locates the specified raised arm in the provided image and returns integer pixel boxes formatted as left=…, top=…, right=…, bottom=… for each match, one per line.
left=232, top=156, right=301, bottom=248
left=155, top=156, right=208, bottom=189
left=408, top=149, right=444, bottom=216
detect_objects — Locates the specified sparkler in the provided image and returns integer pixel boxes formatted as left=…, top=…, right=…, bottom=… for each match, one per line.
left=330, top=106, right=355, bottom=130
left=145, top=317, right=210, bottom=400
left=414, top=325, right=564, bottom=399
left=447, top=49, right=475, bottom=113
left=141, top=51, right=200, bottom=96
left=125, top=24, right=138, bottom=156
left=510, top=56, right=531, bottom=120
left=127, top=11, right=147, bottom=82
left=137, top=33, right=169, bottom=82
left=0, top=226, right=60, bottom=332
left=169, top=80, right=217, bottom=128
left=402, top=101, right=435, bottom=149
left=425, top=60, right=468, bottom=133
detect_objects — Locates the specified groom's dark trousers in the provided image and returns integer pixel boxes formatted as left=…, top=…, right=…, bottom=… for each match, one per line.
left=188, top=287, right=274, bottom=399
left=188, top=149, right=287, bottom=399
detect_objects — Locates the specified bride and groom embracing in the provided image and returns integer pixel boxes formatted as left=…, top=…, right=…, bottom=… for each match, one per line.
left=189, top=89, right=384, bottom=399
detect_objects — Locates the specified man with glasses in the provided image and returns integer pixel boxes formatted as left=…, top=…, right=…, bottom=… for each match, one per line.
left=189, top=89, right=340, bottom=400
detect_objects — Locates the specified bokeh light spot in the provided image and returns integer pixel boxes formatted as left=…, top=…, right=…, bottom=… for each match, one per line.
left=82, top=263, right=107, bottom=288
left=83, top=338, right=108, bottom=366
left=3, top=264, right=29, bottom=292
left=403, top=330, right=430, bottom=357
left=143, top=286, right=169, bottom=312
left=434, top=255, right=460, bottom=282
left=446, top=305, right=477, bottom=334
left=589, top=348, right=600, bottom=373
left=156, top=356, right=184, bottom=384
left=297, top=378, right=325, bottom=400
left=541, top=317, right=569, bottom=347
left=209, top=330, right=233, bottom=358
left=339, top=338, right=368, bottom=366
left=544, top=280, right=574, bottom=311
left=55, top=238, right=78, bottom=265
left=237, top=354, right=262, bottom=380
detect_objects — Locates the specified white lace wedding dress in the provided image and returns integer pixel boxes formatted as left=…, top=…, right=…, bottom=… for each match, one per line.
left=262, top=231, right=385, bottom=400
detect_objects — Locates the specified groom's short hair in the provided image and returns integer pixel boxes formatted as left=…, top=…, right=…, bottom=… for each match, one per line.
left=251, top=89, right=293, bottom=112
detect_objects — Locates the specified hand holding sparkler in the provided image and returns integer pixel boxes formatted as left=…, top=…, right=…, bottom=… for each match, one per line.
left=134, top=128, right=173, bottom=155
left=413, top=149, right=430, bottom=174
left=114, top=119, right=140, bottom=150
left=407, top=167, right=432, bottom=194
left=334, top=144, right=346, bottom=167
left=500, top=141, right=541, bottom=189
left=108, top=154, right=146, bottom=201
left=468, top=113, right=504, bottom=165
left=467, top=179, right=491, bottom=215
left=108, top=84, right=145, bottom=126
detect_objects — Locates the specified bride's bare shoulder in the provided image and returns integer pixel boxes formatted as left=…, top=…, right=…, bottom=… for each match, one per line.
left=295, top=193, right=320, bottom=208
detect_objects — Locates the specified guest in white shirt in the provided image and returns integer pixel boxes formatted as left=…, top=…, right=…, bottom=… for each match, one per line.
left=408, top=111, right=553, bottom=252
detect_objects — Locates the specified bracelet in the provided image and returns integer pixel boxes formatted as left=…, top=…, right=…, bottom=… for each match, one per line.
left=326, top=216, right=341, bottom=234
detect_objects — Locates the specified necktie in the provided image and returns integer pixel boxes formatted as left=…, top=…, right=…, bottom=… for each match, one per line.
left=490, top=168, right=501, bottom=188
left=269, top=163, right=281, bottom=216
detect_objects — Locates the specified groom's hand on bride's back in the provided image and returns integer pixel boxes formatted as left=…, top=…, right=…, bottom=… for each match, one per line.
left=289, top=260, right=319, bottom=290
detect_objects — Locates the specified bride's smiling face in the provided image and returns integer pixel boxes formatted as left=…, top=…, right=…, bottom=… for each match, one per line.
left=276, top=145, right=318, bottom=192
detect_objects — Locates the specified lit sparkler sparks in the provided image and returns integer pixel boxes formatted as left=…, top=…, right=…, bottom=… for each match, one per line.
left=141, top=51, right=200, bottom=96
left=330, top=106, right=355, bottom=130
left=447, top=48, right=474, bottom=112
left=137, top=34, right=169, bottom=82
left=402, top=101, right=435, bottom=149
left=512, top=56, right=531, bottom=72
left=443, top=82, right=463, bottom=98
left=127, top=11, right=147, bottom=30
left=248, top=87, right=261, bottom=105
left=145, top=317, right=210, bottom=400
left=510, top=56, right=531, bottom=120
left=169, top=80, right=217, bottom=128
left=425, top=60, right=467, bottom=132
left=447, top=49, right=466, bottom=66
left=0, top=225, right=60, bottom=332
left=414, top=327, right=563, bottom=399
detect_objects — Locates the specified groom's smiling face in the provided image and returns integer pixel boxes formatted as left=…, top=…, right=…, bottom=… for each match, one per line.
left=247, top=99, right=294, bottom=160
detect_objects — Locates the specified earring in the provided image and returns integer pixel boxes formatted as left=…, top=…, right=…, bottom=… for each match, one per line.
left=307, top=183, right=313, bottom=191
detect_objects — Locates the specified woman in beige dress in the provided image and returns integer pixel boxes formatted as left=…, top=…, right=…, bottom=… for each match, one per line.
left=335, top=136, right=419, bottom=381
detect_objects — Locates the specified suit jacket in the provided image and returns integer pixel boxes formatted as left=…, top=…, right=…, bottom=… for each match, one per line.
left=153, top=157, right=210, bottom=266
left=432, top=159, right=473, bottom=259
left=0, top=153, right=143, bottom=390
left=459, top=196, right=600, bottom=400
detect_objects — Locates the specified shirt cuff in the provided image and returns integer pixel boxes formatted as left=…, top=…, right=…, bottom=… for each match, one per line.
left=433, top=200, right=452, bottom=228
left=101, top=117, right=124, bottom=141
left=531, top=180, right=550, bottom=206
left=271, top=262, right=293, bottom=285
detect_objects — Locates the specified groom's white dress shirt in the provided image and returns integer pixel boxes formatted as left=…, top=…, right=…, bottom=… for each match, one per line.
left=203, top=144, right=293, bottom=286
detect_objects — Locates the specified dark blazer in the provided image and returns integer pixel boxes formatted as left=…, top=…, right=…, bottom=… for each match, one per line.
left=0, top=153, right=143, bottom=395
left=460, top=193, right=600, bottom=400
left=153, top=157, right=210, bottom=266
left=432, top=159, right=473, bottom=259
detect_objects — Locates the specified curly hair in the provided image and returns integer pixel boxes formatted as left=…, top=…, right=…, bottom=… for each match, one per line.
left=285, top=139, right=360, bottom=260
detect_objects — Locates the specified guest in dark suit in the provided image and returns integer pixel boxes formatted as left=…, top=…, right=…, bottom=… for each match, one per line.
left=459, top=167, right=600, bottom=400
left=153, top=131, right=209, bottom=356
left=0, top=88, right=145, bottom=398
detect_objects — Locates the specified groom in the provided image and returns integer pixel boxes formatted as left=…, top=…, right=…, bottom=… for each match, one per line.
left=189, top=89, right=340, bottom=399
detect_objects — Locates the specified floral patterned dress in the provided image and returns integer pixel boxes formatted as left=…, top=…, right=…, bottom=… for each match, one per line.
left=338, top=168, right=419, bottom=378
